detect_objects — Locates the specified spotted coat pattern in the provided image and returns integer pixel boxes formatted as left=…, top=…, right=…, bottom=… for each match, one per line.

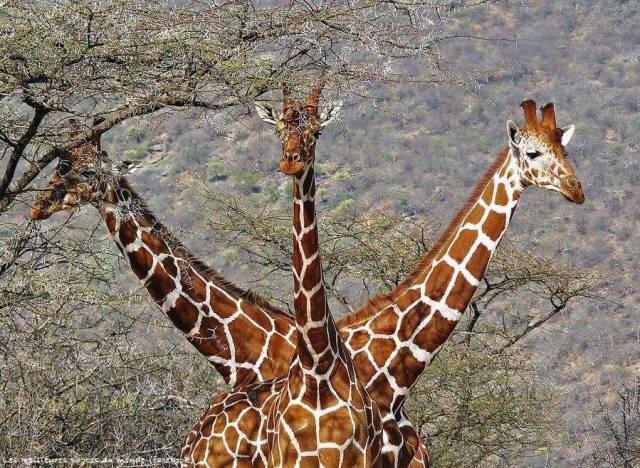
left=100, top=182, right=298, bottom=389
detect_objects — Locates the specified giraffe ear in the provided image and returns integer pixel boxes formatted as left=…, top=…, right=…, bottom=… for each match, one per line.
left=560, top=124, right=575, bottom=146
left=319, top=101, right=342, bottom=127
left=254, top=102, right=280, bottom=126
left=507, top=120, right=521, bottom=150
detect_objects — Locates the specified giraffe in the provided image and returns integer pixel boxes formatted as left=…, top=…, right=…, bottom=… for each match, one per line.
left=29, top=124, right=297, bottom=390
left=182, top=88, right=429, bottom=467
left=262, top=85, right=383, bottom=466
left=335, top=99, right=583, bottom=433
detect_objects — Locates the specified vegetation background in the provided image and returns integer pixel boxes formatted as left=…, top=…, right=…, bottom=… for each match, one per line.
left=1, top=0, right=638, bottom=466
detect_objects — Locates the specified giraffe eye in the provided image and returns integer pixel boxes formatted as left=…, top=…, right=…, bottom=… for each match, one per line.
left=526, top=150, right=542, bottom=159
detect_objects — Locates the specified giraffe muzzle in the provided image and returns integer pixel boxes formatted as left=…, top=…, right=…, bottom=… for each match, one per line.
left=29, top=189, right=80, bottom=220
left=30, top=203, right=52, bottom=220
left=561, top=177, right=584, bottom=204
left=280, top=154, right=305, bottom=176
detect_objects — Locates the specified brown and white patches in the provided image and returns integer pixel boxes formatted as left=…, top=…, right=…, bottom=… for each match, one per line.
left=34, top=140, right=310, bottom=468
left=513, top=125, right=584, bottom=204
left=495, top=182, right=509, bottom=206
left=181, top=378, right=285, bottom=468
left=424, top=261, right=455, bottom=302
left=445, top=273, right=477, bottom=312
left=467, top=244, right=491, bottom=281
left=449, top=229, right=478, bottom=264
left=482, top=210, right=506, bottom=242
left=370, top=307, right=399, bottom=336
left=388, top=348, right=422, bottom=389
left=102, top=184, right=298, bottom=391
left=348, top=329, right=373, bottom=351
left=481, top=179, right=495, bottom=205
left=228, top=315, right=268, bottom=362
left=370, top=338, right=396, bottom=369
left=465, top=204, right=485, bottom=225
left=392, top=306, right=422, bottom=343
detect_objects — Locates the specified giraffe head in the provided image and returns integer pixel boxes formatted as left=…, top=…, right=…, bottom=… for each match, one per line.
left=30, top=123, right=136, bottom=220
left=255, top=84, right=341, bottom=176
left=507, top=99, right=584, bottom=204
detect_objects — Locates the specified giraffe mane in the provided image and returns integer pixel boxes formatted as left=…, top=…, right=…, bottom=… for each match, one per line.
left=337, top=148, right=510, bottom=329
left=118, top=179, right=294, bottom=320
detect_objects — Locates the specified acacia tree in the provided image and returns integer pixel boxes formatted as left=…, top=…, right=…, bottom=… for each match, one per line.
left=0, top=194, right=607, bottom=462
left=0, top=0, right=497, bottom=214
left=583, top=378, right=640, bottom=467
left=0, top=215, right=222, bottom=460
left=202, top=188, right=607, bottom=328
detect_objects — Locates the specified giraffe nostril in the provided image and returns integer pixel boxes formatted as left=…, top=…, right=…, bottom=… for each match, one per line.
left=290, top=153, right=300, bottom=162
left=567, top=178, right=579, bottom=189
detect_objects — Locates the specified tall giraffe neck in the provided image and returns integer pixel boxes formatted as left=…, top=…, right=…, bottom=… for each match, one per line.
left=269, top=145, right=383, bottom=466
left=291, top=165, right=340, bottom=373
left=342, top=149, right=523, bottom=416
left=97, top=178, right=295, bottom=388
left=407, top=149, right=521, bottom=349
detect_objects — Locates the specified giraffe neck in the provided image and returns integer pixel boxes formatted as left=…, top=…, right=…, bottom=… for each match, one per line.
left=97, top=178, right=295, bottom=388
left=291, top=165, right=338, bottom=373
left=397, top=149, right=522, bottom=402
left=339, top=149, right=524, bottom=418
